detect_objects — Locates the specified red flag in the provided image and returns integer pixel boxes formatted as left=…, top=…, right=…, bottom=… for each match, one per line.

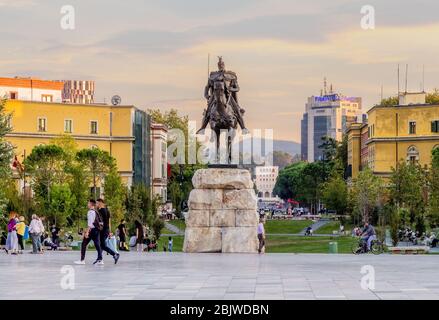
left=12, top=156, right=24, bottom=173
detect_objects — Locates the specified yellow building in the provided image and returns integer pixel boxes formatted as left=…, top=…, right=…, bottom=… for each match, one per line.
left=5, top=99, right=154, bottom=193
left=348, top=92, right=439, bottom=179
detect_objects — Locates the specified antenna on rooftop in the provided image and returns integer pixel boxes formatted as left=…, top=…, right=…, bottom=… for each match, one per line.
left=397, top=64, right=400, bottom=95
left=323, top=77, right=327, bottom=95
left=380, top=84, right=383, bottom=102
left=422, top=64, right=425, bottom=92
left=405, top=64, right=408, bottom=93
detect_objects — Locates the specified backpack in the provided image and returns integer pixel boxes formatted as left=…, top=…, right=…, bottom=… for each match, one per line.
left=93, top=210, right=104, bottom=231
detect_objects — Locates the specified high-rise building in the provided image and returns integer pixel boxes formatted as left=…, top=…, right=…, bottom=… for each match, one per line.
left=301, top=81, right=362, bottom=162
left=62, top=80, right=95, bottom=104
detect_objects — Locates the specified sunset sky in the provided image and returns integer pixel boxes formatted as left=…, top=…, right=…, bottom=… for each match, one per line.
left=1, top=0, right=439, bottom=142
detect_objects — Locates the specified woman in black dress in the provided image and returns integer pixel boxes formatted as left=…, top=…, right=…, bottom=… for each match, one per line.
left=134, top=220, right=144, bottom=252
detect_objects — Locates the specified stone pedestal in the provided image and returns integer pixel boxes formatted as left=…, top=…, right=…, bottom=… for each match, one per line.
left=183, top=168, right=259, bottom=253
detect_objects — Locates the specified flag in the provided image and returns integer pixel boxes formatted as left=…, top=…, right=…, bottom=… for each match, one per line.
left=12, top=156, right=24, bottom=173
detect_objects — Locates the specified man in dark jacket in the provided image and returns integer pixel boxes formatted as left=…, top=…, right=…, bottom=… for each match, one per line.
left=97, top=199, right=120, bottom=264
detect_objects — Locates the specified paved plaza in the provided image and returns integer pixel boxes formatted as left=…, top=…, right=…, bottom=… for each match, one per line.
left=1, top=251, right=439, bottom=300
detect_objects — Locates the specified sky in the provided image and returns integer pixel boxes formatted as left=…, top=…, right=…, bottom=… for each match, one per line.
left=1, top=0, right=439, bottom=142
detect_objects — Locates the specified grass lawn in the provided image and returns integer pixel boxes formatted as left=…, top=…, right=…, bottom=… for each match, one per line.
left=157, top=235, right=184, bottom=252
left=265, top=220, right=313, bottom=234
left=314, top=221, right=341, bottom=234
left=168, top=219, right=186, bottom=232
left=265, top=235, right=357, bottom=253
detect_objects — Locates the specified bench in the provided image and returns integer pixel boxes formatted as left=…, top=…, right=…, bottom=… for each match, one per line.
left=388, top=246, right=430, bottom=254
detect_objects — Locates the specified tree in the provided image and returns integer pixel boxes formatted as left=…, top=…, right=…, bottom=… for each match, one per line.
left=428, top=147, right=439, bottom=227
left=149, top=108, right=205, bottom=214
left=272, top=151, right=294, bottom=170
left=300, top=161, right=329, bottom=213
left=48, top=184, right=74, bottom=226
left=379, top=96, right=398, bottom=107
left=103, top=169, right=126, bottom=225
left=0, top=99, right=13, bottom=217
left=76, top=148, right=116, bottom=200
left=273, top=162, right=307, bottom=201
left=350, top=168, right=384, bottom=224
left=389, top=161, right=428, bottom=231
left=426, top=89, right=439, bottom=104
left=322, top=163, right=348, bottom=216
left=24, top=145, right=67, bottom=217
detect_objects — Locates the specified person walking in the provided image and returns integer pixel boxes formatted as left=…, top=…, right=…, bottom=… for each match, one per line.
left=257, top=217, right=266, bottom=254
left=15, top=216, right=26, bottom=254
left=29, top=214, right=44, bottom=254
left=117, top=219, right=128, bottom=251
left=4, top=212, right=19, bottom=255
left=134, top=220, right=144, bottom=252
left=96, top=199, right=120, bottom=264
left=74, top=199, right=103, bottom=265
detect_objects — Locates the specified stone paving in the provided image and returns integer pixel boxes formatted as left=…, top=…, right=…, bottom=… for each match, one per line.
left=1, top=251, right=439, bottom=300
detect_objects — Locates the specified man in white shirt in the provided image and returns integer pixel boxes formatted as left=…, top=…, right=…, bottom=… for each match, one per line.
left=29, top=214, right=44, bottom=253
left=257, top=217, right=265, bottom=254
left=74, top=199, right=103, bottom=265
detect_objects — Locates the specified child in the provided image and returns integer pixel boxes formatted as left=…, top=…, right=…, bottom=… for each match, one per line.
left=168, top=236, right=173, bottom=252
left=15, top=216, right=26, bottom=254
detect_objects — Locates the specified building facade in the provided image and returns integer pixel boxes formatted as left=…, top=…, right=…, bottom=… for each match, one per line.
left=301, top=90, right=362, bottom=162
left=347, top=92, right=439, bottom=179
left=4, top=99, right=167, bottom=200
left=151, top=123, right=168, bottom=201
left=0, top=77, right=64, bottom=103
left=62, top=80, right=95, bottom=104
left=254, top=166, right=279, bottom=199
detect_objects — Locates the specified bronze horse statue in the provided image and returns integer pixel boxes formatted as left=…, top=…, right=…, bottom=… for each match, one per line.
left=197, top=57, right=248, bottom=164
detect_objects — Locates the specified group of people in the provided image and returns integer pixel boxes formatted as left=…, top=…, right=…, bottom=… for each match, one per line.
left=132, top=219, right=173, bottom=253
left=3, top=212, right=49, bottom=255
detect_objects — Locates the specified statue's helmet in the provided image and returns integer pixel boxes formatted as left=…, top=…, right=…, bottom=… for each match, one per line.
left=217, top=56, right=225, bottom=71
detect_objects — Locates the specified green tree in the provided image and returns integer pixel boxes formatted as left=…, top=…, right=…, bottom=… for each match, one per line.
left=0, top=99, right=13, bottom=218
left=350, top=168, right=384, bottom=224
left=48, top=184, right=74, bottom=226
left=149, top=109, right=205, bottom=214
left=273, top=162, right=307, bottom=200
left=299, top=161, right=330, bottom=213
left=389, top=161, right=428, bottom=232
left=426, top=89, right=439, bottom=104
left=322, top=163, right=348, bottom=216
left=428, top=147, right=439, bottom=227
left=379, top=96, right=399, bottom=107
left=103, top=169, right=126, bottom=226
left=24, top=145, right=67, bottom=217
left=76, top=148, right=116, bottom=200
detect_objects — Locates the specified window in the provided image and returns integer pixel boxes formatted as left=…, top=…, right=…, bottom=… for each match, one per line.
left=409, top=121, right=416, bottom=134
left=407, top=146, right=419, bottom=164
left=90, top=121, right=98, bottom=134
left=64, top=119, right=73, bottom=133
left=432, top=120, right=439, bottom=133
left=41, top=94, right=53, bottom=102
left=9, top=91, right=18, bottom=100
left=37, top=117, right=47, bottom=132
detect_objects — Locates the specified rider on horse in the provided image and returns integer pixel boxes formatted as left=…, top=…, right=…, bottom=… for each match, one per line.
left=196, top=57, right=248, bottom=135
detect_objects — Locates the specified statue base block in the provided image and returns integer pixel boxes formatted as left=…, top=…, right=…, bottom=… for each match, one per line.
left=183, top=168, right=259, bottom=253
